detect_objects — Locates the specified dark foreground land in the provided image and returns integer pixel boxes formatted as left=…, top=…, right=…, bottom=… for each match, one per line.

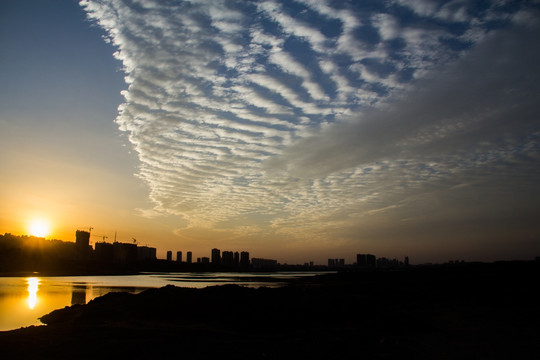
left=1, top=262, right=539, bottom=359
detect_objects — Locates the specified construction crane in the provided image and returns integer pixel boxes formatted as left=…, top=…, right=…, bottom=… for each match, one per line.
left=92, top=234, right=109, bottom=243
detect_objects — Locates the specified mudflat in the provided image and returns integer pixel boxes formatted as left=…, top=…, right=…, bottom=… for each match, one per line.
left=1, top=262, right=539, bottom=359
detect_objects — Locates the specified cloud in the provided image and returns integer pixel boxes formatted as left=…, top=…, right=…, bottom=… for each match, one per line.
left=265, top=22, right=540, bottom=174
left=261, top=22, right=540, bottom=243
left=80, top=0, right=539, bottom=248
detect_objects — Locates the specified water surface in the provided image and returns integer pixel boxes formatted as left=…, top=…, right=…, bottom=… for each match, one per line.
left=0, top=271, right=327, bottom=331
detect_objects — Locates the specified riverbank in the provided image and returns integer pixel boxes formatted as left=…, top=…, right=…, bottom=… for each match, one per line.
left=1, top=262, right=539, bottom=359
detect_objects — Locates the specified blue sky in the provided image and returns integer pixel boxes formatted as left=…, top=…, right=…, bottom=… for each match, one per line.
left=1, top=0, right=540, bottom=264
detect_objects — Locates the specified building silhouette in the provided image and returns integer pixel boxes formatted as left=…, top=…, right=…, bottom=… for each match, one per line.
left=137, top=246, right=156, bottom=261
left=166, top=251, right=172, bottom=261
left=176, top=251, right=182, bottom=262
left=234, top=252, right=240, bottom=266
left=328, top=258, right=345, bottom=267
left=113, top=242, right=137, bottom=263
left=75, top=230, right=91, bottom=261
left=94, top=242, right=114, bottom=262
left=240, top=251, right=250, bottom=268
left=94, top=241, right=155, bottom=263
left=222, top=251, right=234, bottom=266
left=251, top=258, right=277, bottom=268
left=328, top=259, right=335, bottom=267
left=357, top=254, right=376, bottom=268
left=367, top=254, right=376, bottom=267
left=211, top=248, right=221, bottom=265
left=186, top=251, right=192, bottom=264
left=376, top=256, right=409, bottom=268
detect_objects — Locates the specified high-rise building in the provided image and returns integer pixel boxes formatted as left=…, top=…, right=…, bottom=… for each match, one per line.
left=357, top=254, right=367, bottom=267
left=222, top=251, right=234, bottom=266
left=233, top=252, right=240, bottom=267
left=211, top=248, right=221, bottom=265
left=113, top=242, right=137, bottom=263
left=95, top=242, right=114, bottom=263
left=240, top=251, right=250, bottom=267
left=75, top=230, right=90, bottom=260
left=367, top=254, right=376, bottom=267
left=356, top=253, right=376, bottom=267
left=137, top=246, right=156, bottom=261
left=176, top=251, right=182, bottom=262
left=329, top=258, right=343, bottom=267
left=186, top=251, right=192, bottom=264
left=167, top=251, right=172, bottom=261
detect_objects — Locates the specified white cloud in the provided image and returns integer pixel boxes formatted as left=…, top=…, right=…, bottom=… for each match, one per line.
left=264, top=24, right=540, bottom=194
left=267, top=50, right=328, bottom=101
left=257, top=1, right=329, bottom=52
left=80, top=0, right=539, bottom=249
left=372, top=13, right=400, bottom=40
left=392, top=0, right=439, bottom=17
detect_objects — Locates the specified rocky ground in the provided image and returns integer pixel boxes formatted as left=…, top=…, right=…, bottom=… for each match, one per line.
left=1, top=262, right=539, bottom=359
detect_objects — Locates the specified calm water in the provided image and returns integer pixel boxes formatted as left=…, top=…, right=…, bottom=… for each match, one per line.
left=0, top=271, right=327, bottom=331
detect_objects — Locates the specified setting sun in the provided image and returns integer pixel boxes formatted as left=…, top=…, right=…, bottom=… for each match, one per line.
left=28, top=219, right=51, bottom=238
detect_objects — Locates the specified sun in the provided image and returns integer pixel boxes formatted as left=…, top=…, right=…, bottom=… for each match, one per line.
left=28, top=219, right=51, bottom=238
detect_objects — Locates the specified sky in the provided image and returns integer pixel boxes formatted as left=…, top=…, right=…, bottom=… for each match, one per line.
left=1, top=0, right=539, bottom=264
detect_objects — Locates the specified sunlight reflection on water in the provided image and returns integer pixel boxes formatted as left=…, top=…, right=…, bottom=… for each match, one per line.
left=0, top=271, right=331, bottom=331
left=26, top=277, right=39, bottom=310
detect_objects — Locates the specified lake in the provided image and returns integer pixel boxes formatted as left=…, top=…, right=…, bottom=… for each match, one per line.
left=0, top=271, right=328, bottom=331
